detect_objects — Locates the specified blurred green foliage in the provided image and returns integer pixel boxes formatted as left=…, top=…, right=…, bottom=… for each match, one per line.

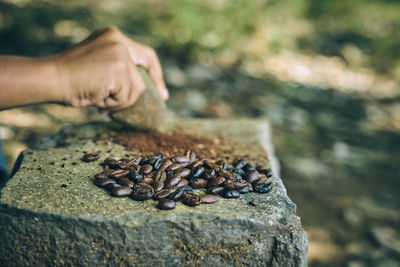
left=0, top=0, right=399, bottom=77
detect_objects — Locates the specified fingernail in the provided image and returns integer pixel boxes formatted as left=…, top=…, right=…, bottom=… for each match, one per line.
left=161, top=88, right=169, bottom=100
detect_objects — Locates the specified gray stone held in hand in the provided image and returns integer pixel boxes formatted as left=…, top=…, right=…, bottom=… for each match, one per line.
left=109, top=66, right=166, bottom=130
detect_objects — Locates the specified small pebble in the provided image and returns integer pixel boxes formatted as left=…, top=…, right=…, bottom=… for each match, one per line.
left=249, top=199, right=258, bottom=206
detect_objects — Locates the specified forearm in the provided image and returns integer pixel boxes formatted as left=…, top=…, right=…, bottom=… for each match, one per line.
left=0, top=56, right=62, bottom=110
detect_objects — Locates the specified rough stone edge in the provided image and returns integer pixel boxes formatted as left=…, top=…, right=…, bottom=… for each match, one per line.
left=257, top=120, right=308, bottom=266
left=0, top=203, right=307, bottom=267
left=257, top=120, right=280, bottom=176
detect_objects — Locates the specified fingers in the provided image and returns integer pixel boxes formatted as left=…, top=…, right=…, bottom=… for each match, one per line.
left=96, top=64, right=146, bottom=111
left=126, top=64, right=147, bottom=106
left=127, top=40, right=169, bottom=101
left=73, top=27, right=167, bottom=112
left=147, top=53, right=169, bottom=101
left=97, top=97, right=119, bottom=109
left=82, top=26, right=120, bottom=45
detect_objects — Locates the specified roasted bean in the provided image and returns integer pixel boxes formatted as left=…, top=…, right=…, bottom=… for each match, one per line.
left=182, top=193, right=202, bottom=206
left=253, top=175, right=267, bottom=186
left=96, top=178, right=116, bottom=187
left=105, top=183, right=121, bottom=191
left=204, top=160, right=219, bottom=171
left=206, top=186, right=225, bottom=195
left=154, top=153, right=163, bottom=159
left=191, top=167, right=205, bottom=178
left=141, top=164, right=153, bottom=174
left=153, top=181, right=164, bottom=192
left=247, top=182, right=254, bottom=192
left=233, top=180, right=248, bottom=190
left=257, top=168, right=273, bottom=178
left=185, top=150, right=191, bottom=159
left=189, top=151, right=196, bottom=162
left=204, top=169, right=216, bottom=180
left=221, top=190, right=240, bottom=199
left=129, top=173, right=143, bottom=184
left=111, top=186, right=132, bottom=197
left=168, top=185, right=193, bottom=201
left=158, top=199, right=176, bottom=210
left=200, top=194, right=218, bottom=204
left=118, top=178, right=134, bottom=188
left=147, top=158, right=158, bottom=165
left=111, top=169, right=129, bottom=179
left=215, top=160, right=225, bottom=167
left=131, top=157, right=142, bottom=165
left=153, top=170, right=167, bottom=182
left=95, top=171, right=110, bottom=180
left=131, top=183, right=154, bottom=201
left=234, top=159, right=247, bottom=169
left=119, top=158, right=141, bottom=169
left=142, top=176, right=154, bottom=185
left=165, top=174, right=182, bottom=188
left=209, top=176, right=226, bottom=187
left=179, top=162, right=191, bottom=168
left=176, top=179, right=189, bottom=187
left=154, top=159, right=172, bottom=171
left=159, top=159, right=173, bottom=171
left=190, top=160, right=204, bottom=169
left=254, top=182, right=272, bottom=194
left=146, top=153, right=163, bottom=160
left=222, top=180, right=235, bottom=190
left=174, top=168, right=191, bottom=179
left=246, top=170, right=259, bottom=183
left=221, top=162, right=228, bottom=170
left=154, top=187, right=177, bottom=199
left=243, top=163, right=256, bottom=172
left=153, top=158, right=164, bottom=170
left=190, top=178, right=208, bottom=189
left=238, top=186, right=251, bottom=194
left=232, top=172, right=242, bottom=180
left=219, top=169, right=234, bottom=180
left=230, top=168, right=246, bottom=177
left=104, top=158, right=121, bottom=168
left=128, top=164, right=141, bottom=174
left=167, top=163, right=182, bottom=171
left=172, top=156, right=190, bottom=163
left=83, top=153, right=100, bottom=162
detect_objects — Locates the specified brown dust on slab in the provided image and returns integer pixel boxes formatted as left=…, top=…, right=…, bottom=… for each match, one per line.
left=93, top=130, right=269, bottom=165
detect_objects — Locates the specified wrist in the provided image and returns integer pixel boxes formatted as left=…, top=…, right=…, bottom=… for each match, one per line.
left=39, top=55, right=65, bottom=104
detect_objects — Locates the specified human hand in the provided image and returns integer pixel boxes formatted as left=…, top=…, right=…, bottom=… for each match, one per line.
left=55, top=26, right=168, bottom=110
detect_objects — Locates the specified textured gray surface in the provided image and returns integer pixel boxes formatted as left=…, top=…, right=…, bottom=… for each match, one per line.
left=0, top=119, right=307, bottom=266
left=110, top=66, right=166, bottom=130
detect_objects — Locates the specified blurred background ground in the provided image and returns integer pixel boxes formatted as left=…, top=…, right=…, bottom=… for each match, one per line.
left=1, top=0, right=400, bottom=266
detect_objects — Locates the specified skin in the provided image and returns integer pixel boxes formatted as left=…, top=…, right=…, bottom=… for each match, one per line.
left=0, top=26, right=168, bottom=111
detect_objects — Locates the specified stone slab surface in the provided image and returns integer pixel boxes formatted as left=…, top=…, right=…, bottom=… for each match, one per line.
left=0, top=119, right=307, bottom=266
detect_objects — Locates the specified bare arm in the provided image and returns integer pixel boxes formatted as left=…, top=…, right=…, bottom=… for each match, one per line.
left=0, top=26, right=168, bottom=111
left=0, top=56, right=61, bottom=109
